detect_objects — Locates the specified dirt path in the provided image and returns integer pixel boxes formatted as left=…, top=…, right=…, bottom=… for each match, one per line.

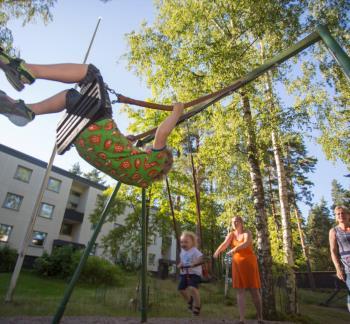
left=0, top=317, right=295, bottom=324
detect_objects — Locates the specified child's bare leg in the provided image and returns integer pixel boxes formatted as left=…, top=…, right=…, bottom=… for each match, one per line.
left=179, top=289, right=190, bottom=302
left=28, top=90, right=68, bottom=115
left=24, top=63, right=88, bottom=83
left=188, top=287, right=200, bottom=308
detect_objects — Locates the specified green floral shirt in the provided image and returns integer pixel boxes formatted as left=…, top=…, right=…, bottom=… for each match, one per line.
left=75, top=119, right=169, bottom=188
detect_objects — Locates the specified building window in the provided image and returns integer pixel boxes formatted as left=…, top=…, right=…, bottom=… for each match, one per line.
left=90, top=243, right=98, bottom=256
left=2, top=193, right=23, bottom=211
left=60, top=223, right=73, bottom=236
left=71, top=191, right=81, bottom=198
left=67, top=190, right=81, bottom=210
left=0, top=224, right=13, bottom=243
left=39, top=203, right=55, bottom=219
left=14, top=165, right=32, bottom=183
left=148, top=253, right=156, bottom=266
left=31, top=231, right=47, bottom=247
left=47, top=177, right=62, bottom=193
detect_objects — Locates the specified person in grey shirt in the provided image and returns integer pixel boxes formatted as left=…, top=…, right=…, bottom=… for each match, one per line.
left=329, top=205, right=350, bottom=311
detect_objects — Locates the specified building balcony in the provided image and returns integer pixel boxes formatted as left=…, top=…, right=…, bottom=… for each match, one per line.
left=53, top=239, right=85, bottom=250
left=64, top=208, right=84, bottom=223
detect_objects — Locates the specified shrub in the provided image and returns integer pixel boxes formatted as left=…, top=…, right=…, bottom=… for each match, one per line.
left=34, top=245, right=76, bottom=278
left=34, top=245, right=123, bottom=286
left=0, top=245, right=17, bottom=272
left=74, top=253, right=123, bottom=286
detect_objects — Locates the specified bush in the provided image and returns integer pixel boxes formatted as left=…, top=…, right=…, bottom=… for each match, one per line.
left=76, top=254, right=123, bottom=286
left=0, top=245, right=17, bottom=272
left=34, top=245, right=123, bottom=286
left=34, top=245, right=77, bottom=278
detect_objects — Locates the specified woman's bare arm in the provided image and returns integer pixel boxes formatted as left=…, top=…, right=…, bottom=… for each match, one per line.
left=329, top=228, right=345, bottom=281
left=214, top=232, right=234, bottom=258
left=153, top=102, right=184, bottom=150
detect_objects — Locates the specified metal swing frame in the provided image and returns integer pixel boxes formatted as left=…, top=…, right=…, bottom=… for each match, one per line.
left=4, top=23, right=348, bottom=324
left=53, top=24, right=350, bottom=324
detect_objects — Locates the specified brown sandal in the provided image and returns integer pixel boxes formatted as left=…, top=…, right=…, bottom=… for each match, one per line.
left=192, top=305, right=201, bottom=316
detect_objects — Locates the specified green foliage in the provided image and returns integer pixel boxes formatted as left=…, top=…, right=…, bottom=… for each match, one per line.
left=331, top=179, right=350, bottom=210
left=69, top=162, right=83, bottom=176
left=73, top=253, right=123, bottom=286
left=83, top=168, right=107, bottom=186
left=306, top=199, right=334, bottom=270
left=34, top=245, right=123, bottom=286
left=34, top=245, right=77, bottom=278
left=0, top=245, right=17, bottom=272
left=0, top=0, right=56, bottom=49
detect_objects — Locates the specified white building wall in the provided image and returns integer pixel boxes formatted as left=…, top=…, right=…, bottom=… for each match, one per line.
left=0, top=145, right=177, bottom=271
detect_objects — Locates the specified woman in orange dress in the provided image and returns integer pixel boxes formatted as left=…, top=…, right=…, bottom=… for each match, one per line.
left=214, top=216, right=263, bottom=324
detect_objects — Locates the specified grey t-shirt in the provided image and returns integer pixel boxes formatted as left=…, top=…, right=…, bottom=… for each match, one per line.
left=180, top=247, right=203, bottom=276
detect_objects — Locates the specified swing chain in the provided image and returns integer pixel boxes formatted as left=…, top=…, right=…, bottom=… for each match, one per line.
left=105, top=83, right=121, bottom=105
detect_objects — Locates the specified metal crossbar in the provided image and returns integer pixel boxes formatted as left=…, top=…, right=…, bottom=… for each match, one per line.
left=134, top=25, right=350, bottom=146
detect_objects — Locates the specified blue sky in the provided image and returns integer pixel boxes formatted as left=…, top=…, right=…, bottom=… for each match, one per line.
left=0, top=0, right=348, bottom=219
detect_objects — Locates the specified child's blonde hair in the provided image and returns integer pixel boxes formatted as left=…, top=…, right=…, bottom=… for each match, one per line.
left=181, top=231, right=198, bottom=247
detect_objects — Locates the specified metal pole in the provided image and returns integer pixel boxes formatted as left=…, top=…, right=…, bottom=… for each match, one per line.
left=4, top=16, right=102, bottom=304
left=140, top=188, right=148, bottom=323
left=5, top=146, right=57, bottom=302
left=316, top=24, right=350, bottom=81
left=82, top=17, right=102, bottom=64
left=52, top=182, right=122, bottom=324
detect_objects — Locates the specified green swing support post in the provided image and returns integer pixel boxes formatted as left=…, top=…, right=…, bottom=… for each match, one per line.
left=140, top=188, right=148, bottom=323
left=316, top=25, right=350, bottom=81
left=52, top=181, right=122, bottom=324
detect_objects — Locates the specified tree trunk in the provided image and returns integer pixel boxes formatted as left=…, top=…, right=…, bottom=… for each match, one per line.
left=271, top=130, right=297, bottom=314
left=293, top=206, right=315, bottom=290
left=241, top=94, right=277, bottom=319
left=267, top=162, right=281, bottom=231
left=260, top=37, right=297, bottom=312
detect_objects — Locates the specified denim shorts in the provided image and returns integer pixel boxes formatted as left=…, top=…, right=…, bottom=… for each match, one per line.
left=178, top=274, right=201, bottom=290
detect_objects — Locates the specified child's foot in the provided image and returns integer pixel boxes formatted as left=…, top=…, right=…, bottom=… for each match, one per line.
left=0, top=47, right=35, bottom=91
left=192, top=305, right=201, bottom=316
left=187, top=296, right=193, bottom=312
left=0, top=90, right=35, bottom=126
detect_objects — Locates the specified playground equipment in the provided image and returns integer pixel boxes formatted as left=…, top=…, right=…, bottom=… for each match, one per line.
left=4, top=22, right=350, bottom=324
left=52, top=24, right=349, bottom=324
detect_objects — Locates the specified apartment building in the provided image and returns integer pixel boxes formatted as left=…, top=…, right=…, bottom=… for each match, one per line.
left=0, top=144, right=176, bottom=272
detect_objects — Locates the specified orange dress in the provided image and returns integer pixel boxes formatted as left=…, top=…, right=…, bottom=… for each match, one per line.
left=231, top=236, right=261, bottom=288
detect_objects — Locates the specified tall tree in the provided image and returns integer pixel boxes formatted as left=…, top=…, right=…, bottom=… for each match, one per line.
left=83, top=169, right=107, bottom=186
left=331, top=179, right=350, bottom=210
left=241, top=94, right=276, bottom=317
left=306, top=199, right=333, bottom=270
left=69, top=162, right=83, bottom=177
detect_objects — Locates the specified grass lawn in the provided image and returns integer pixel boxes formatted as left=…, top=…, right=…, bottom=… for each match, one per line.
left=0, top=271, right=349, bottom=323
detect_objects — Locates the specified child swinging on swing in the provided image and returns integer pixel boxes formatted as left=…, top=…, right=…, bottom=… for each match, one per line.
left=178, top=231, right=203, bottom=316
left=0, top=49, right=184, bottom=188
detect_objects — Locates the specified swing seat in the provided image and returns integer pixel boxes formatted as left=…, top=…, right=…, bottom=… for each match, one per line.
left=56, top=77, right=104, bottom=155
